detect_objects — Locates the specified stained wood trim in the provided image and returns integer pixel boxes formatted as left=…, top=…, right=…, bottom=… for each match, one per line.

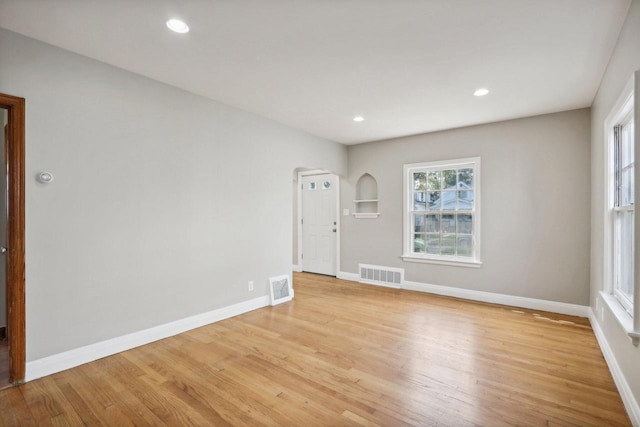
left=0, top=93, right=26, bottom=384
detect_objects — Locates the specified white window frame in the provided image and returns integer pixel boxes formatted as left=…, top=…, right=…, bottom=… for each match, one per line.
left=402, top=157, right=481, bottom=267
left=602, top=72, right=640, bottom=345
left=613, top=109, right=634, bottom=313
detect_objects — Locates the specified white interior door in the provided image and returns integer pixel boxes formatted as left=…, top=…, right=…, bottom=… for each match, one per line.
left=301, top=174, right=337, bottom=276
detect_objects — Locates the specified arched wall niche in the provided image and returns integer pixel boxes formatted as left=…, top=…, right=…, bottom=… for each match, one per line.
left=354, top=173, right=380, bottom=218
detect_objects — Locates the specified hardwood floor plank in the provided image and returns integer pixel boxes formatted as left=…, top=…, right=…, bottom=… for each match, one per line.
left=18, top=377, right=66, bottom=427
left=0, top=385, right=37, bottom=426
left=0, top=340, right=9, bottom=390
left=0, top=272, right=631, bottom=426
left=133, top=340, right=275, bottom=426
left=81, top=361, right=165, bottom=426
left=109, top=354, right=217, bottom=426
left=53, top=374, right=112, bottom=426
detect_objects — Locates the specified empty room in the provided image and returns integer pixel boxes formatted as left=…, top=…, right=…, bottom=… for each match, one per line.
left=0, top=0, right=639, bottom=425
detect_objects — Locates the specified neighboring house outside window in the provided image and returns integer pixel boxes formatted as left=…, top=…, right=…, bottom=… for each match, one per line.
left=403, top=157, right=481, bottom=267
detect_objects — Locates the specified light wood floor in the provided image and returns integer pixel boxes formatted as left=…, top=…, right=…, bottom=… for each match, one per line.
left=0, top=273, right=630, bottom=426
left=0, top=337, right=9, bottom=390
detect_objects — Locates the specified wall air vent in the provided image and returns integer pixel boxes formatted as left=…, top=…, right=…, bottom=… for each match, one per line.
left=358, top=264, right=404, bottom=288
left=269, top=274, right=294, bottom=306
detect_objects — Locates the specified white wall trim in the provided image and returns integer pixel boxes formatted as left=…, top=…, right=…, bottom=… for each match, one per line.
left=403, top=280, right=589, bottom=317
left=25, top=295, right=270, bottom=382
left=292, top=264, right=301, bottom=272
left=338, top=271, right=588, bottom=317
left=600, top=291, right=640, bottom=345
left=602, top=74, right=634, bottom=309
left=589, top=308, right=640, bottom=426
left=403, top=157, right=482, bottom=265
left=337, top=271, right=359, bottom=281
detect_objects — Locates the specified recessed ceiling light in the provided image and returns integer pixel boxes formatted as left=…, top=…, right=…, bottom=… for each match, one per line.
left=166, top=19, right=189, bottom=34
left=353, top=116, right=364, bottom=122
left=474, top=88, right=489, bottom=97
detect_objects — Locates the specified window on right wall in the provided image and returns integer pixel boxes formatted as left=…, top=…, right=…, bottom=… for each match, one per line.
left=612, top=104, right=634, bottom=314
left=605, top=74, right=636, bottom=323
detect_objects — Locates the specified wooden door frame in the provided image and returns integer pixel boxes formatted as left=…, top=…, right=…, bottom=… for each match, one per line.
left=0, top=93, right=26, bottom=384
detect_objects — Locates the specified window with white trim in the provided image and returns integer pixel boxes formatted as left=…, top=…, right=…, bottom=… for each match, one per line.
left=612, top=95, right=635, bottom=314
left=403, top=157, right=481, bottom=266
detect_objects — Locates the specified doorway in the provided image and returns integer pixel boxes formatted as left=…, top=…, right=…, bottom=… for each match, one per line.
left=0, top=93, right=26, bottom=387
left=298, top=172, right=340, bottom=276
left=0, top=107, right=7, bottom=387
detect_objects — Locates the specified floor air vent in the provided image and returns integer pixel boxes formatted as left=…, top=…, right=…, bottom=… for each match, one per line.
left=358, top=264, right=404, bottom=288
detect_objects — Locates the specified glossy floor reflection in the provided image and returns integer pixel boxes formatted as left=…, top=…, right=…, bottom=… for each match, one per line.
left=0, top=272, right=631, bottom=426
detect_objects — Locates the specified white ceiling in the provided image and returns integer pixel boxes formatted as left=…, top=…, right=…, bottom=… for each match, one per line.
left=0, top=0, right=631, bottom=144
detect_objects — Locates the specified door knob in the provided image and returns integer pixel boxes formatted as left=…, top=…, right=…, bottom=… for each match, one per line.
left=0, top=246, right=7, bottom=254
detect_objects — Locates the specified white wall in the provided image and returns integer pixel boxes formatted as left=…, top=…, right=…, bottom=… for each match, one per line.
left=0, top=108, right=6, bottom=329
left=590, top=0, right=640, bottom=415
left=342, top=109, right=591, bottom=305
left=0, top=28, right=347, bottom=361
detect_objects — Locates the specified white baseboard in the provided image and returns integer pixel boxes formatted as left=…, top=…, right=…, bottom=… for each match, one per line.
left=589, top=309, right=640, bottom=426
left=337, top=271, right=588, bottom=317
left=292, top=264, right=301, bottom=272
left=403, top=280, right=589, bottom=317
left=337, top=271, right=359, bottom=281
left=26, top=295, right=270, bottom=382
left=359, top=279, right=401, bottom=289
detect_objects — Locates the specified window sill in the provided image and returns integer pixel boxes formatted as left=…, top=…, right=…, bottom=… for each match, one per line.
left=600, top=291, right=640, bottom=345
left=401, top=255, right=482, bottom=268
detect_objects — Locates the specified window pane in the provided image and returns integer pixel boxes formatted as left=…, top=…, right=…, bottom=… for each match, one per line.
left=441, top=191, right=456, bottom=210
left=413, top=234, right=426, bottom=253
left=616, top=210, right=634, bottom=303
left=617, top=118, right=634, bottom=207
left=441, top=214, right=455, bottom=233
left=441, top=234, right=456, bottom=255
left=443, top=169, right=457, bottom=189
left=427, top=171, right=441, bottom=190
left=426, top=213, right=440, bottom=232
left=621, top=166, right=634, bottom=206
left=631, top=166, right=635, bottom=206
left=427, top=191, right=441, bottom=210
left=457, top=214, right=473, bottom=234
left=414, top=192, right=427, bottom=211
left=405, top=159, right=478, bottom=263
left=458, top=168, right=473, bottom=188
left=457, top=191, right=473, bottom=210
left=620, top=121, right=634, bottom=167
left=426, top=233, right=440, bottom=254
left=456, top=235, right=473, bottom=257
left=414, top=172, right=426, bottom=191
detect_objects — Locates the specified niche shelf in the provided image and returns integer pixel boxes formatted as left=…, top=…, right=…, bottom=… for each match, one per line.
left=353, top=173, right=380, bottom=218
